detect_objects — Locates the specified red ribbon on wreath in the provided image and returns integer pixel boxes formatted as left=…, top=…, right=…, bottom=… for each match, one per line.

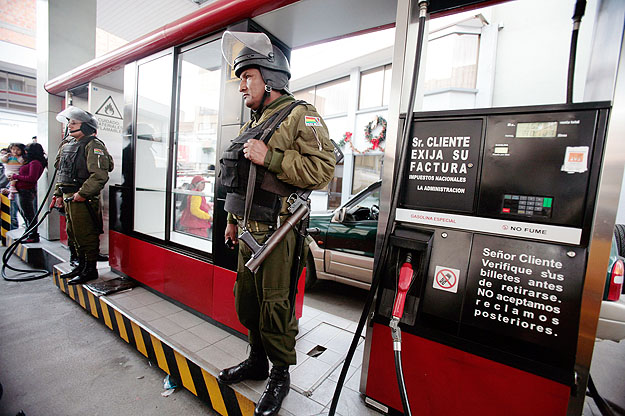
left=337, top=116, right=387, bottom=153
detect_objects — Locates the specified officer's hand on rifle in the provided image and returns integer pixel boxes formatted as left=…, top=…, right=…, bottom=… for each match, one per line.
left=225, top=223, right=238, bottom=249
left=243, top=139, right=268, bottom=165
left=72, top=192, right=86, bottom=202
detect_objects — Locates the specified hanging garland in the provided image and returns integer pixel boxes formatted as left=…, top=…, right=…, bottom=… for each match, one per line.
left=337, top=115, right=387, bottom=154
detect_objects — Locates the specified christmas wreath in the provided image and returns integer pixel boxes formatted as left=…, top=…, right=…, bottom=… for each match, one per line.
left=364, top=115, right=387, bottom=151
left=337, top=115, right=387, bottom=154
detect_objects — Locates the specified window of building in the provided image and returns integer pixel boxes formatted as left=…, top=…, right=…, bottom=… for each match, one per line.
left=0, top=71, right=36, bottom=113
left=294, top=77, right=349, bottom=117
left=170, top=39, right=222, bottom=252
left=424, top=33, right=479, bottom=91
left=133, top=53, right=173, bottom=240
left=359, top=64, right=392, bottom=110
left=352, top=154, right=383, bottom=194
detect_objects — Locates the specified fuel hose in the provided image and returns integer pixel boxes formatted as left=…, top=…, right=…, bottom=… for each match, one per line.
left=2, top=168, right=57, bottom=281
left=328, top=2, right=430, bottom=414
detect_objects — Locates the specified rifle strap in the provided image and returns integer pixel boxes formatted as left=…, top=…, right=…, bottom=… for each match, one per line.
left=243, top=100, right=306, bottom=228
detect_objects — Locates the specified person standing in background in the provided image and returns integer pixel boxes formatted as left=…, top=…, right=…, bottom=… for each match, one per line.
left=179, top=175, right=212, bottom=238
left=1, top=143, right=25, bottom=200
left=11, top=143, right=47, bottom=243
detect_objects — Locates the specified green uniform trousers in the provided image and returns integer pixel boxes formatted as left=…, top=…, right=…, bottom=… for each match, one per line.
left=63, top=194, right=101, bottom=262
left=234, top=226, right=299, bottom=367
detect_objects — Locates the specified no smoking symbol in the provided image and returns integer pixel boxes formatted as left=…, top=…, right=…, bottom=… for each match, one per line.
left=433, top=266, right=459, bottom=293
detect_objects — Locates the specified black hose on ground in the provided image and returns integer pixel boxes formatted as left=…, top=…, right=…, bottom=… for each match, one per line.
left=2, top=168, right=57, bottom=282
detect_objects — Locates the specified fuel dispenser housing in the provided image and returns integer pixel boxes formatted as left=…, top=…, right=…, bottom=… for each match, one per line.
left=363, top=102, right=610, bottom=415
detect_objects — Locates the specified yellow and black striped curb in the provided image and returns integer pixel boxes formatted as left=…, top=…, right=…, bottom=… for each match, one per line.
left=51, top=268, right=256, bottom=416
left=6, top=236, right=28, bottom=261
left=1, top=194, right=11, bottom=246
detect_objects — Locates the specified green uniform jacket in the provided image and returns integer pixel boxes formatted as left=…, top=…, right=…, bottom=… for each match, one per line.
left=54, top=136, right=113, bottom=198
left=227, top=94, right=335, bottom=223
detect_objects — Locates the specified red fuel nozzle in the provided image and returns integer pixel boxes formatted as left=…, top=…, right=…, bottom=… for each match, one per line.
left=392, top=253, right=414, bottom=320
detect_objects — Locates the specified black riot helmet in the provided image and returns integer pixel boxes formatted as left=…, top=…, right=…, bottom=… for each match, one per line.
left=221, top=31, right=291, bottom=93
left=56, top=106, right=98, bottom=136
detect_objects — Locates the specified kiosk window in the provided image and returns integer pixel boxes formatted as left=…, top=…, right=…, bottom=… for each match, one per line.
left=170, top=39, right=222, bottom=253
left=134, top=53, right=173, bottom=240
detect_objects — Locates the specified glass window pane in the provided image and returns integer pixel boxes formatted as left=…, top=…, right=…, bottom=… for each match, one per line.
left=134, top=54, right=173, bottom=239
left=315, top=77, right=349, bottom=116
left=293, top=88, right=315, bottom=106
left=425, top=33, right=479, bottom=91
left=382, top=64, right=392, bottom=107
left=359, top=67, right=384, bottom=109
left=171, top=40, right=221, bottom=251
left=8, top=74, right=24, bottom=92
left=352, top=154, right=383, bottom=194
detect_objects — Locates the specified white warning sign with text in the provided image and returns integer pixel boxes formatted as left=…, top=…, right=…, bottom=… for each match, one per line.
left=433, top=266, right=460, bottom=293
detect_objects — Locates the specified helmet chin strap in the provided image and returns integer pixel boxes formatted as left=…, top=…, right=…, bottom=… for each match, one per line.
left=253, top=85, right=272, bottom=117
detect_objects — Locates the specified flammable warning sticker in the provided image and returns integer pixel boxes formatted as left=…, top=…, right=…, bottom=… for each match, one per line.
left=304, top=116, right=322, bottom=127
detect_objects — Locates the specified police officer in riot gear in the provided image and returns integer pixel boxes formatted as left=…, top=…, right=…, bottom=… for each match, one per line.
left=52, top=107, right=113, bottom=285
left=218, top=32, right=335, bottom=416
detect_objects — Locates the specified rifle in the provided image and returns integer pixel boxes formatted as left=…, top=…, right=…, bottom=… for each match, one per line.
left=241, top=190, right=311, bottom=273
left=240, top=140, right=344, bottom=273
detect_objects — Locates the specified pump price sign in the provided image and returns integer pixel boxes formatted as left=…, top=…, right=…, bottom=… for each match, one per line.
left=400, top=118, right=483, bottom=213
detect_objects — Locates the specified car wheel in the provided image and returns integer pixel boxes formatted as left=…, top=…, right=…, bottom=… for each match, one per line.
left=305, top=254, right=318, bottom=291
left=615, top=224, right=625, bottom=257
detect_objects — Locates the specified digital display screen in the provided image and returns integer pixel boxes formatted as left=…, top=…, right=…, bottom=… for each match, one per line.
left=516, top=121, right=558, bottom=138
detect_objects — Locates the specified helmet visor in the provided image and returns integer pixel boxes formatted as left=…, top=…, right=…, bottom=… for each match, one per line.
left=221, top=31, right=273, bottom=67
left=56, top=106, right=98, bottom=129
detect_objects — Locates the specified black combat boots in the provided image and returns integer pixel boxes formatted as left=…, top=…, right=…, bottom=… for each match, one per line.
left=254, top=366, right=290, bottom=416
left=60, top=255, right=84, bottom=279
left=218, top=347, right=269, bottom=384
left=69, top=244, right=79, bottom=267
left=68, top=260, right=98, bottom=285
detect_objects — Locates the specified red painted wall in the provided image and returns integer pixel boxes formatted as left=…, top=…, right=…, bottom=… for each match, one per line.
left=109, top=231, right=305, bottom=334
left=365, top=323, right=570, bottom=416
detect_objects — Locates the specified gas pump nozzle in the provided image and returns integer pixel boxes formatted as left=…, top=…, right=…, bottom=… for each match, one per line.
left=389, top=253, right=415, bottom=347
left=388, top=253, right=416, bottom=416
left=392, top=253, right=414, bottom=321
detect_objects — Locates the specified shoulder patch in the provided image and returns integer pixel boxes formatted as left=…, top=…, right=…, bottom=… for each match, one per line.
left=304, top=115, right=322, bottom=127
left=93, top=148, right=105, bottom=155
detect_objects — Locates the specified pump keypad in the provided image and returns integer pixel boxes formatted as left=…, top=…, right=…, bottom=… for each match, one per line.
left=501, top=194, right=553, bottom=218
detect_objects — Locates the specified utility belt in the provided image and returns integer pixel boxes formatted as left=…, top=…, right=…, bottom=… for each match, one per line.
left=59, top=185, right=80, bottom=194
left=233, top=213, right=290, bottom=233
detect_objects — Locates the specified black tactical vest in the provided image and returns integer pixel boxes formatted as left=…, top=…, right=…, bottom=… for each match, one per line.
left=221, top=101, right=303, bottom=224
left=57, top=136, right=96, bottom=186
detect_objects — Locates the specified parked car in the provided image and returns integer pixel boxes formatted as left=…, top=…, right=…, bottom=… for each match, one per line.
left=307, top=181, right=625, bottom=340
left=597, top=233, right=625, bottom=341
left=307, top=180, right=380, bottom=290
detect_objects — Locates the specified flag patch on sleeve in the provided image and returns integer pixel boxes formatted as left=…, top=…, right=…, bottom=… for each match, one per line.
left=94, top=148, right=105, bottom=155
left=305, top=116, right=322, bottom=127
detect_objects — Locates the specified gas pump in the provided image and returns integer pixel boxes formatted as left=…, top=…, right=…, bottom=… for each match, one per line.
left=321, top=0, right=621, bottom=413
left=360, top=102, right=610, bottom=415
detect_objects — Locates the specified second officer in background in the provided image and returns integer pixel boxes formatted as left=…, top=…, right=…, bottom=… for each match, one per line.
left=52, top=106, right=113, bottom=285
